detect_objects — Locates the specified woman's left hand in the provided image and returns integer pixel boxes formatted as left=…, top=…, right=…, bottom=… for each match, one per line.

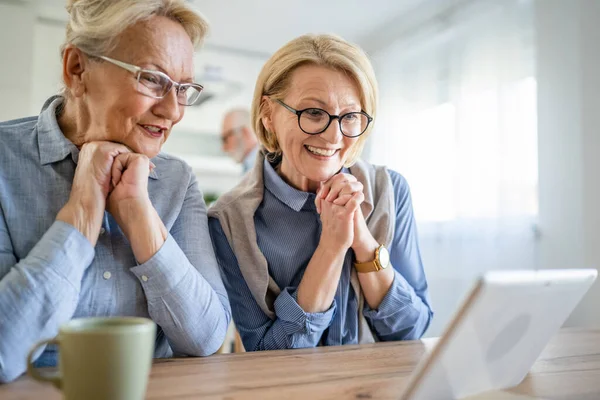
left=351, top=207, right=379, bottom=261
left=107, top=153, right=167, bottom=263
left=106, top=153, right=153, bottom=223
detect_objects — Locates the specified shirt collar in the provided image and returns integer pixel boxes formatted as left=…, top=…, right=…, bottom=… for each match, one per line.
left=36, top=95, right=158, bottom=180
left=37, top=96, right=79, bottom=166
left=262, top=158, right=311, bottom=212
left=262, top=158, right=352, bottom=212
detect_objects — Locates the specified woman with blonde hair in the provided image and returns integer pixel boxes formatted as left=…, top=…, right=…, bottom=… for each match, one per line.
left=0, top=0, right=230, bottom=382
left=209, top=34, right=432, bottom=351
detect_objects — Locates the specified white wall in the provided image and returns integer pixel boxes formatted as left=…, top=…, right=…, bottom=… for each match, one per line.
left=0, top=3, right=35, bottom=121
left=536, top=0, right=600, bottom=327
left=30, top=19, right=64, bottom=114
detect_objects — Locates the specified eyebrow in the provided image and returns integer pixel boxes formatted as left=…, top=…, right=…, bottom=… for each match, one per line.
left=299, top=97, right=360, bottom=111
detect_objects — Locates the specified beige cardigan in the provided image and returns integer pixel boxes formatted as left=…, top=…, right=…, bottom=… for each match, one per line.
left=208, top=152, right=395, bottom=344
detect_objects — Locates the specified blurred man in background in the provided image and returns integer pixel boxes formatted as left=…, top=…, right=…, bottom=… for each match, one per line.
left=221, top=108, right=259, bottom=173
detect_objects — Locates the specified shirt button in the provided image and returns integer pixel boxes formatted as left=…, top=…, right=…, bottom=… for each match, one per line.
left=141, top=275, right=149, bottom=282
left=100, top=227, right=106, bottom=235
left=103, top=271, right=111, bottom=280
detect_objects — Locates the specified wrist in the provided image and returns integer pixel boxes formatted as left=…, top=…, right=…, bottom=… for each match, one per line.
left=114, top=198, right=154, bottom=236
left=56, top=200, right=104, bottom=246
left=317, top=238, right=350, bottom=257
left=115, top=201, right=167, bottom=264
left=352, top=236, right=379, bottom=263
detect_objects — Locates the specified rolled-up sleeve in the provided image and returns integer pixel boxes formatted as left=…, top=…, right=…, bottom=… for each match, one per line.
left=209, top=217, right=335, bottom=351
left=362, top=171, right=433, bottom=341
left=0, top=220, right=94, bottom=383
left=130, top=173, right=231, bottom=357
left=363, top=269, right=431, bottom=340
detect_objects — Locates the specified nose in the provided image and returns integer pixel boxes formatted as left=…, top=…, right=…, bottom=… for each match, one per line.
left=152, top=86, right=182, bottom=123
left=319, top=118, right=343, bottom=144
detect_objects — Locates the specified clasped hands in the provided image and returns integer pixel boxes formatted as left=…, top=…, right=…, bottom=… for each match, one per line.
left=315, top=173, right=379, bottom=261
left=57, top=141, right=164, bottom=258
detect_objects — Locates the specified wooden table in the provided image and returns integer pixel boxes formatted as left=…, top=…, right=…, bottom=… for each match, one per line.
left=2, top=328, right=599, bottom=399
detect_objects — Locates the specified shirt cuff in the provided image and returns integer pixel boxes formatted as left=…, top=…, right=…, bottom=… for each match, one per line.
left=363, top=269, right=416, bottom=319
left=30, top=220, right=95, bottom=285
left=129, top=234, right=192, bottom=301
left=274, top=287, right=336, bottom=334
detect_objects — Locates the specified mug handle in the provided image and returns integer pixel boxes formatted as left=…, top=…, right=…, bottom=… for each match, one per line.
left=27, top=338, right=62, bottom=389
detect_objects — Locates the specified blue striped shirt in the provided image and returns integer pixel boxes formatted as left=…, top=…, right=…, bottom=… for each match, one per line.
left=209, top=158, right=432, bottom=351
left=0, top=96, right=231, bottom=383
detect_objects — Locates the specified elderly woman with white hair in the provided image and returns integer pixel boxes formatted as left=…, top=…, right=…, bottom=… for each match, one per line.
left=209, top=34, right=433, bottom=351
left=0, top=0, right=230, bottom=382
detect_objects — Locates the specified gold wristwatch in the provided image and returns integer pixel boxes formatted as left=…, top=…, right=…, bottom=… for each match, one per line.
left=353, top=244, right=390, bottom=273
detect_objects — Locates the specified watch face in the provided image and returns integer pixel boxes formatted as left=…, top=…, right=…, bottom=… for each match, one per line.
left=379, top=246, right=390, bottom=268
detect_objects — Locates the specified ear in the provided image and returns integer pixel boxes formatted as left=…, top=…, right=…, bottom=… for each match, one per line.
left=62, top=45, right=89, bottom=98
left=260, top=95, right=274, bottom=134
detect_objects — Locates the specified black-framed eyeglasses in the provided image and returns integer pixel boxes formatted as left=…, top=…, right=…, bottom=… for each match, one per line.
left=94, top=55, right=204, bottom=106
left=274, top=99, right=373, bottom=138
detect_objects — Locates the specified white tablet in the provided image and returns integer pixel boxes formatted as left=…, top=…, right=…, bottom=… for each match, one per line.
left=400, top=269, right=597, bottom=400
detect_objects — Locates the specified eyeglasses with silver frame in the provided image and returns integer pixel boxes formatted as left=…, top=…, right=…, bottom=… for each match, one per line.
left=95, top=55, right=204, bottom=106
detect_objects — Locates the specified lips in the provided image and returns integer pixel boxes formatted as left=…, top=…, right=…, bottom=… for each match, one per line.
left=140, top=124, right=166, bottom=138
left=305, top=144, right=339, bottom=157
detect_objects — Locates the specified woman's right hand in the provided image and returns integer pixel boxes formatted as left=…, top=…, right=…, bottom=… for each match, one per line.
left=56, top=141, right=130, bottom=245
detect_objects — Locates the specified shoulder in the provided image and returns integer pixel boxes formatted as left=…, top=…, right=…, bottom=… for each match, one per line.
left=385, top=168, right=414, bottom=214
left=152, top=152, right=195, bottom=184
left=0, top=115, right=39, bottom=163
left=209, top=171, right=263, bottom=216
left=386, top=168, right=410, bottom=193
left=0, top=115, right=38, bottom=144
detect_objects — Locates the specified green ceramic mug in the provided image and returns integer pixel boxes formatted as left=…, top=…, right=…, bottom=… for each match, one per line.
left=27, top=317, right=156, bottom=400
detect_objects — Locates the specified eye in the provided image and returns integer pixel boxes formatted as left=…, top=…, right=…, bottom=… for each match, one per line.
left=342, top=113, right=363, bottom=124
left=139, top=72, right=162, bottom=87
left=304, top=108, right=326, bottom=119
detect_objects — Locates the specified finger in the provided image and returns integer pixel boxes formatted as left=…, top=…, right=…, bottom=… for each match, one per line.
left=320, top=173, right=357, bottom=203
left=336, top=181, right=363, bottom=198
left=344, top=191, right=365, bottom=213
left=333, top=193, right=354, bottom=206
left=327, top=180, right=363, bottom=202
left=325, top=174, right=357, bottom=201
left=111, top=153, right=129, bottom=188
left=315, top=185, right=321, bottom=214
left=97, top=141, right=131, bottom=159
left=104, top=141, right=133, bottom=153
left=319, top=182, right=331, bottom=202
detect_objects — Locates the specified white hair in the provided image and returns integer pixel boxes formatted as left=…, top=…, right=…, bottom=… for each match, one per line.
left=61, top=0, right=209, bottom=58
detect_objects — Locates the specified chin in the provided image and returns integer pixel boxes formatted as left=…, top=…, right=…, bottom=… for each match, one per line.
left=132, top=142, right=161, bottom=158
left=304, top=168, right=337, bottom=183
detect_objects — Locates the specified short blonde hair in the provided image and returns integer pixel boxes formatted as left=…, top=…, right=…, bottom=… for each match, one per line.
left=251, top=34, right=378, bottom=167
left=60, top=0, right=209, bottom=58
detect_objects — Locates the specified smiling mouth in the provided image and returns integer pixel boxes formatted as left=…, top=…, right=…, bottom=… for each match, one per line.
left=140, top=125, right=165, bottom=138
left=305, top=145, right=338, bottom=157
